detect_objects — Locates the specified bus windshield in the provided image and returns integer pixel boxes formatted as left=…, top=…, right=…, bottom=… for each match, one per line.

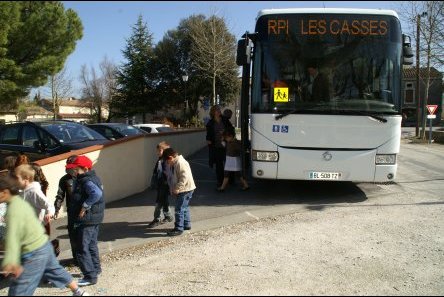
left=251, top=14, right=402, bottom=115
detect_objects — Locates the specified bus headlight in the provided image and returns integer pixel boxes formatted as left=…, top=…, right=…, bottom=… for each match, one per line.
left=375, top=154, right=396, bottom=165
left=252, top=150, right=279, bottom=162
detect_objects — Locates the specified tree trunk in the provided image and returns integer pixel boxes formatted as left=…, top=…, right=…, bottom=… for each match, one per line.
left=420, top=54, right=431, bottom=140
left=97, top=105, right=102, bottom=123
left=51, top=76, right=56, bottom=120
left=421, top=62, right=430, bottom=139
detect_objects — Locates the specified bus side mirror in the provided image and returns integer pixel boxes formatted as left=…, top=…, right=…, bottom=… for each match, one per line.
left=402, top=34, right=414, bottom=65
left=236, top=39, right=251, bottom=66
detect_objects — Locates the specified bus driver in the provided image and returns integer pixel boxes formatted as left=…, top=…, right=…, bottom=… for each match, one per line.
left=305, top=60, right=331, bottom=102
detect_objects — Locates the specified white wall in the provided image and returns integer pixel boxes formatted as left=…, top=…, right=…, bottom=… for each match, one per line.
left=37, top=130, right=206, bottom=217
left=0, top=114, right=17, bottom=122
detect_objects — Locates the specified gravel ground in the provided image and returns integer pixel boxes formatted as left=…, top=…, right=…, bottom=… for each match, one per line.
left=3, top=193, right=442, bottom=296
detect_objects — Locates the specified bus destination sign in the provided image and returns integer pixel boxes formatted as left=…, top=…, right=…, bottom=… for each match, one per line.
left=268, top=19, right=388, bottom=36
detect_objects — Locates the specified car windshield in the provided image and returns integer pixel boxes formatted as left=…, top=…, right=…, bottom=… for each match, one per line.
left=37, top=122, right=106, bottom=143
left=112, top=124, right=144, bottom=136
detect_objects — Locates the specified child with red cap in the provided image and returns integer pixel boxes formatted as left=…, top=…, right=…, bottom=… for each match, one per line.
left=66, top=155, right=104, bottom=287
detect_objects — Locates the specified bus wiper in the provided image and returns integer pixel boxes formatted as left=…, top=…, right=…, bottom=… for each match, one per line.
left=275, top=104, right=329, bottom=120
left=340, top=110, right=387, bottom=123
left=275, top=109, right=301, bottom=120
left=276, top=109, right=388, bottom=123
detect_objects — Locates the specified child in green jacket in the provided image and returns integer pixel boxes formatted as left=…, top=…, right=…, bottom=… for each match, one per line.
left=0, top=176, right=88, bottom=296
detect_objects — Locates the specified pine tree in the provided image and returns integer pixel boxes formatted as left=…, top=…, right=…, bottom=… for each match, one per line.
left=115, top=15, right=157, bottom=122
left=0, top=2, right=83, bottom=107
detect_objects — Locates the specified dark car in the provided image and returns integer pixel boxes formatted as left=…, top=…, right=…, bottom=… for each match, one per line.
left=0, top=120, right=109, bottom=167
left=87, top=123, right=146, bottom=140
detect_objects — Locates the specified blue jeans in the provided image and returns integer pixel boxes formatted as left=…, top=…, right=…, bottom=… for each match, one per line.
left=9, top=241, right=73, bottom=296
left=75, top=224, right=101, bottom=282
left=174, top=190, right=194, bottom=231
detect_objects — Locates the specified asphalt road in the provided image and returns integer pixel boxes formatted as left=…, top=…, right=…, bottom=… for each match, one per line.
left=48, top=130, right=444, bottom=263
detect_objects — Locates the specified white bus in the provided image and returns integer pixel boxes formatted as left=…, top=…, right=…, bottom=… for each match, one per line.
left=236, top=8, right=413, bottom=182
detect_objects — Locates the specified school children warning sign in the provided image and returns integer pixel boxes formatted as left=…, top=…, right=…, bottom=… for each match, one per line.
left=274, top=87, right=289, bottom=102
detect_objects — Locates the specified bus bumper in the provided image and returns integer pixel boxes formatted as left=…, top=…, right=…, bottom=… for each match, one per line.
left=374, top=164, right=397, bottom=182
left=251, top=148, right=397, bottom=182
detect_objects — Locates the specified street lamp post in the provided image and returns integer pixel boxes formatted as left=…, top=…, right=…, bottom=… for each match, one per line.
left=182, top=74, right=189, bottom=121
left=416, top=12, right=427, bottom=137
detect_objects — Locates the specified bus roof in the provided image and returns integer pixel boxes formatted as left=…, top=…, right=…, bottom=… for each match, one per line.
left=257, top=8, right=399, bottom=20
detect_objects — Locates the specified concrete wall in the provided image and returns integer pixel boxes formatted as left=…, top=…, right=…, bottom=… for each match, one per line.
left=35, top=129, right=206, bottom=217
left=0, top=114, right=17, bottom=123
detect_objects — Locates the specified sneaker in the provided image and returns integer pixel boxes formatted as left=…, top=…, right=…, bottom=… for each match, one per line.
left=184, top=226, right=191, bottom=231
left=77, top=278, right=96, bottom=287
left=73, top=289, right=90, bottom=296
left=147, top=220, right=162, bottom=228
left=162, top=217, right=174, bottom=223
left=167, top=229, right=183, bottom=236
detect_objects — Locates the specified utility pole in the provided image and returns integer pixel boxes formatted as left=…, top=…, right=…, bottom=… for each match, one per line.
left=415, top=14, right=420, bottom=137
left=182, top=74, right=189, bottom=121
left=415, top=12, right=427, bottom=137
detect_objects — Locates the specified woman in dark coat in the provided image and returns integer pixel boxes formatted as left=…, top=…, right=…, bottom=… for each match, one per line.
left=206, top=105, right=234, bottom=187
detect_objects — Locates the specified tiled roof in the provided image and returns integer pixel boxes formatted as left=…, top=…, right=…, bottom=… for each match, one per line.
left=40, top=98, right=91, bottom=108
left=25, top=106, right=52, bottom=116
left=58, top=113, right=91, bottom=119
left=0, top=106, right=52, bottom=115
left=403, top=67, right=442, bottom=79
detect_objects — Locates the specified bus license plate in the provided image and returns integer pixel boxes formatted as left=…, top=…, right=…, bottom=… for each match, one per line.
left=309, top=172, right=342, bottom=180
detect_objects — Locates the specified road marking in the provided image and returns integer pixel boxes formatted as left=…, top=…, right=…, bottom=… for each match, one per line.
left=245, top=211, right=259, bottom=220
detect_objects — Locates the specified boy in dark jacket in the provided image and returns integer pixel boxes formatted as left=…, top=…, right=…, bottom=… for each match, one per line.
left=147, top=141, right=173, bottom=228
left=54, top=155, right=78, bottom=263
left=66, top=155, right=104, bottom=287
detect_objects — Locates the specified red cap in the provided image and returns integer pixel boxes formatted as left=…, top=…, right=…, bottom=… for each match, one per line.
left=65, top=155, right=93, bottom=169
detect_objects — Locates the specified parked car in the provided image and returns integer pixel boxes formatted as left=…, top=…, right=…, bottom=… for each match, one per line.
left=87, top=123, right=146, bottom=140
left=133, top=123, right=175, bottom=133
left=0, top=120, right=109, bottom=167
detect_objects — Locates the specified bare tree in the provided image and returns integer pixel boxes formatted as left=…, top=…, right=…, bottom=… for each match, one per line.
left=79, top=56, right=117, bottom=122
left=45, top=66, right=73, bottom=120
left=188, top=13, right=237, bottom=105
left=398, top=1, right=444, bottom=139
left=99, top=57, right=118, bottom=121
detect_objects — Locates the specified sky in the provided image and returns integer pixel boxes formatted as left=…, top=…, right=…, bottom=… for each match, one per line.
left=35, top=1, right=403, bottom=98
